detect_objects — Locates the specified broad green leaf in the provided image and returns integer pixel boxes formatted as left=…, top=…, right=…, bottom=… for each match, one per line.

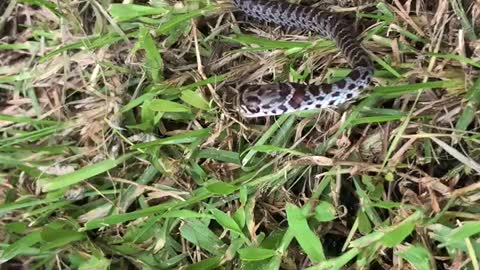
left=139, top=27, right=164, bottom=83
left=5, top=222, right=28, bottom=234
left=357, top=210, right=372, bottom=235
left=307, top=248, right=360, bottom=270
left=286, top=203, right=325, bottom=262
left=180, top=90, right=209, bottom=110
left=456, top=77, right=480, bottom=132
left=109, top=4, right=167, bottom=22
left=349, top=231, right=384, bottom=248
left=233, top=207, right=246, bottom=230
left=180, top=219, right=224, bottom=255
left=38, top=153, right=135, bottom=192
left=197, top=148, right=241, bottom=164
left=40, top=227, right=85, bottom=250
left=397, top=245, right=432, bottom=270
left=185, top=255, right=222, bottom=270
left=78, top=256, right=110, bottom=270
left=148, top=99, right=190, bottom=113
left=0, top=231, right=42, bottom=263
left=381, top=223, right=415, bottom=248
left=239, top=186, right=248, bottom=205
left=238, top=247, right=277, bottom=261
left=206, top=182, right=238, bottom=195
left=381, top=211, right=423, bottom=248
left=444, top=221, right=480, bottom=245
left=314, top=201, right=336, bottom=222
left=210, top=208, right=243, bottom=234
left=428, top=224, right=468, bottom=252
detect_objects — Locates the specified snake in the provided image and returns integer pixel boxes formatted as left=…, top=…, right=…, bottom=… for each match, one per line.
left=232, top=0, right=374, bottom=118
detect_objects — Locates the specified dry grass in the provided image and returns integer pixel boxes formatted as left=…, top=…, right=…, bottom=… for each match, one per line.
left=1, top=0, right=480, bottom=269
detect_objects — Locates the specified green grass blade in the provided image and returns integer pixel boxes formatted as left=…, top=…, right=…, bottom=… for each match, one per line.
left=38, top=153, right=136, bottom=192
left=286, top=203, right=325, bottom=263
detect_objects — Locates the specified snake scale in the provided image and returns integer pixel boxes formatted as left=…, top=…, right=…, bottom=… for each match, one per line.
left=233, top=0, right=374, bottom=118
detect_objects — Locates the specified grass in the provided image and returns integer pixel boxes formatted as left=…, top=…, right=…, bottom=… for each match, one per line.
left=1, top=0, right=480, bottom=269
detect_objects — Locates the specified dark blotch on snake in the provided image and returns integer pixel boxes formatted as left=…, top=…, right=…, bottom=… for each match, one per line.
left=362, top=71, right=370, bottom=80
left=350, top=69, right=361, bottom=80
left=288, top=87, right=306, bottom=109
left=322, top=84, right=333, bottom=94
left=279, top=84, right=292, bottom=98
left=336, top=80, right=346, bottom=89
left=309, top=86, right=320, bottom=96
left=246, top=96, right=261, bottom=103
left=357, top=59, right=369, bottom=67
left=257, top=88, right=266, bottom=97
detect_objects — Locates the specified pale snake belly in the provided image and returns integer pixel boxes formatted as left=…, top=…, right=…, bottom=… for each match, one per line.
left=233, top=0, right=374, bottom=118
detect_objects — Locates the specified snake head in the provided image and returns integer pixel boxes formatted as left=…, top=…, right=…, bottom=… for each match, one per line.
left=239, top=84, right=296, bottom=118
left=238, top=86, right=263, bottom=118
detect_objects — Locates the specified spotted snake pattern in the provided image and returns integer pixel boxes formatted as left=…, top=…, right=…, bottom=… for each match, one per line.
left=233, top=0, right=374, bottom=117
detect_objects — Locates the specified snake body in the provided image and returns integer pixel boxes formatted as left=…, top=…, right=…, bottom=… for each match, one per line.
left=233, top=0, right=374, bottom=117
